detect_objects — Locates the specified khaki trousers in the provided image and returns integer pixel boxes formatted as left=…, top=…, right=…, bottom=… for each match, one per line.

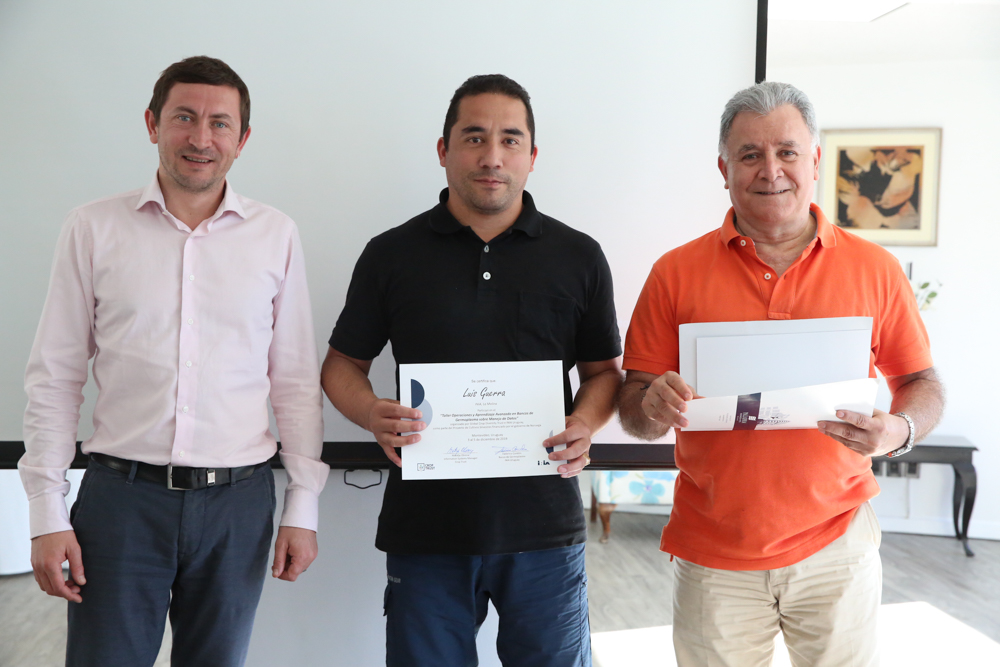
left=673, top=502, right=882, bottom=667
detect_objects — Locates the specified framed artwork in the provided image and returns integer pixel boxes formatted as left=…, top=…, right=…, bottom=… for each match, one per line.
left=819, top=128, right=941, bottom=246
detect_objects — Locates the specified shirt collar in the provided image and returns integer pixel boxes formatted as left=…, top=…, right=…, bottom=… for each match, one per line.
left=721, top=202, right=837, bottom=249
left=428, top=188, right=543, bottom=238
left=135, top=173, right=247, bottom=222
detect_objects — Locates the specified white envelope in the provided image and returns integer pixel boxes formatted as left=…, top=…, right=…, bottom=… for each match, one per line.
left=683, top=378, right=878, bottom=431
left=679, top=317, right=873, bottom=397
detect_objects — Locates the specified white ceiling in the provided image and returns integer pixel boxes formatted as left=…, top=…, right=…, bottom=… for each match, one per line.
left=769, top=0, right=911, bottom=23
left=768, top=1, right=1000, bottom=66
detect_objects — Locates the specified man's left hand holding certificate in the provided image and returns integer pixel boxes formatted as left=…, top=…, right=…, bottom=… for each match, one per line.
left=399, top=360, right=567, bottom=480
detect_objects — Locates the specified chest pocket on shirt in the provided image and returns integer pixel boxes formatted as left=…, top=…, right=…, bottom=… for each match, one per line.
left=516, top=291, right=578, bottom=359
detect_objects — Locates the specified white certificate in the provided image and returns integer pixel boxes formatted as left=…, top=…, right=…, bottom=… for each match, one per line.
left=682, top=378, right=878, bottom=431
left=399, top=360, right=567, bottom=480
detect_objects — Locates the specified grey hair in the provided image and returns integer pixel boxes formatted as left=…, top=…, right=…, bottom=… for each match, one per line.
left=718, top=81, right=819, bottom=159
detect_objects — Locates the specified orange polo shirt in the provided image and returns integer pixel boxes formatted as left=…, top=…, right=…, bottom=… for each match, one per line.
left=623, top=204, right=932, bottom=570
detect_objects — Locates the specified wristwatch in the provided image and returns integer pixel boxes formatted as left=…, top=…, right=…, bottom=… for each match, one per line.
left=886, top=411, right=915, bottom=458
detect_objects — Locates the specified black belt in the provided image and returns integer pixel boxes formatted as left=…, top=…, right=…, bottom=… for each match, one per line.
left=91, top=453, right=268, bottom=490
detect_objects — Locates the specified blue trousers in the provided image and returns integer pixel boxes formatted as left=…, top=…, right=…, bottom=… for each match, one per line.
left=385, top=544, right=591, bottom=667
left=66, top=458, right=275, bottom=667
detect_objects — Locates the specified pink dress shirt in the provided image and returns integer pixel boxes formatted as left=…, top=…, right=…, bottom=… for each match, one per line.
left=20, top=175, right=329, bottom=538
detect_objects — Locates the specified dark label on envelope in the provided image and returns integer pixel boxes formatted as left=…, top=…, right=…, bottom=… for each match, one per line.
left=733, top=392, right=761, bottom=430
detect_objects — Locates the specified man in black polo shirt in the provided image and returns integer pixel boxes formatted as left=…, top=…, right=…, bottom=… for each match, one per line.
left=322, top=74, right=622, bottom=666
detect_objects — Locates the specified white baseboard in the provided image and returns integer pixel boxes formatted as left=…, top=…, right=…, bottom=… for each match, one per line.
left=592, top=510, right=1000, bottom=540
left=878, top=517, right=954, bottom=536
left=877, top=517, right=1000, bottom=541
left=969, top=519, right=1000, bottom=541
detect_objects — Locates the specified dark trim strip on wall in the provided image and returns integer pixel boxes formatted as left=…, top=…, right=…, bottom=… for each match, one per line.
left=756, top=0, right=768, bottom=83
left=0, top=441, right=676, bottom=472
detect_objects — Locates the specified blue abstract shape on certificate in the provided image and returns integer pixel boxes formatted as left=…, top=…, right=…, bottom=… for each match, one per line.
left=410, top=379, right=433, bottom=426
left=410, top=379, right=424, bottom=408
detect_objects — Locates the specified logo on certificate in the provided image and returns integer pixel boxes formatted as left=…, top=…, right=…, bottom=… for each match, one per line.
left=410, top=379, right=434, bottom=425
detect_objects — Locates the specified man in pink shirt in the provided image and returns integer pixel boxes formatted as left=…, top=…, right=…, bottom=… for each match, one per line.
left=20, top=56, right=328, bottom=666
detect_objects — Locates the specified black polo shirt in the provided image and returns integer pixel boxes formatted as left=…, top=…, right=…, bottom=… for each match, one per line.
left=330, top=189, right=621, bottom=555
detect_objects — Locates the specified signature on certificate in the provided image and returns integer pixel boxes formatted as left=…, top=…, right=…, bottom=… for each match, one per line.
left=491, top=445, right=528, bottom=455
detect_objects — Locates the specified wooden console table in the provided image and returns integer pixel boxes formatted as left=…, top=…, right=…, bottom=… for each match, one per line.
left=872, top=435, right=978, bottom=557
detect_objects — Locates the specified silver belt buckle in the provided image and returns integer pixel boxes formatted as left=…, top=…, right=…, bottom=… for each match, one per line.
left=167, top=463, right=183, bottom=491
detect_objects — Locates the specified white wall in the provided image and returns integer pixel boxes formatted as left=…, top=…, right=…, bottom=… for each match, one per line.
left=250, top=470, right=505, bottom=667
left=0, top=0, right=757, bottom=444
left=771, top=23, right=1000, bottom=538
left=0, top=0, right=759, bottom=663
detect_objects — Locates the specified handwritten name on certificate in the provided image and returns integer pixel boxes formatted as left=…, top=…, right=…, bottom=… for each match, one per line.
left=399, top=360, right=566, bottom=480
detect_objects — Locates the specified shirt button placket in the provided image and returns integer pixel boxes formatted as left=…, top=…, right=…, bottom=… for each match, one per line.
left=760, top=267, right=787, bottom=316
left=770, top=273, right=793, bottom=317
left=479, top=243, right=494, bottom=287
left=173, top=237, right=200, bottom=462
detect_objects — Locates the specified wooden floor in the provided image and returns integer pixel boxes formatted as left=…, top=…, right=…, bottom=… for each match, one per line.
left=584, top=512, right=1000, bottom=642
left=0, top=575, right=170, bottom=667
left=1, top=514, right=998, bottom=666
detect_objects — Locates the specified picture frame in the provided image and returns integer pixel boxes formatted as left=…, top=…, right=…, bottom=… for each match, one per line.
left=819, top=128, right=941, bottom=246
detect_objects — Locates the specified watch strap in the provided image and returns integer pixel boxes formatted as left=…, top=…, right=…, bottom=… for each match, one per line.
left=886, top=411, right=916, bottom=458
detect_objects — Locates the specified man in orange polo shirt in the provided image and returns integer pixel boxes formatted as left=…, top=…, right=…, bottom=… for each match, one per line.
left=619, top=82, right=945, bottom=666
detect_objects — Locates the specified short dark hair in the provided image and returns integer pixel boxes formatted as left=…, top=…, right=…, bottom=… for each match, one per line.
left=442, top=74, right=534, bottom=151
left=148, top=56, right=251, bottom=140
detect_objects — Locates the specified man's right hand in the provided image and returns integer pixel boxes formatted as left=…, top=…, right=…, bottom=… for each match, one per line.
left=31, top=530, right=85, bottom=603
left=367, top=398, right=425, bottom=467
left=641, top=371, right=698, bottom=429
